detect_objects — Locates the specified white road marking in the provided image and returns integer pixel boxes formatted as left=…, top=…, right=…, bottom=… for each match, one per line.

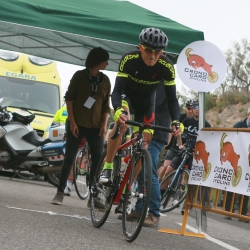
left=7, top=206, right=91, bottom=220
left=6, top=206, right=117, bottom=223
left=177, top=223, right=240, bottom=250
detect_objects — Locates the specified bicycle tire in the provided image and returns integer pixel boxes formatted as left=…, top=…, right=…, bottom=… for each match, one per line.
left=160, top=168, right=190, bottom=213
left=90, top=149, right=112, bottom=228
left=13, top=170, right=41, bottom=180
left=122, top=148, right=152, bottom=242
left=73, top=148, right=89, bottom=200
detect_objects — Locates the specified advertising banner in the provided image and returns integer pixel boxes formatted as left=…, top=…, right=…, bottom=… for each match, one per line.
left=177, top=41, right=226, bottom=92
left=189, top=130, right=250, bottom=196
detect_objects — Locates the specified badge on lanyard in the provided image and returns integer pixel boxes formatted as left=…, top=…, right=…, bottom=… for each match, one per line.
left=83, top=72, right=100, bottom=109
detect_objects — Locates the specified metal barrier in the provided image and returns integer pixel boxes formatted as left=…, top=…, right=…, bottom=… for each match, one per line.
left=158, top=128, right=250, bottom=238
left=158, top=186, right=249, bottom=237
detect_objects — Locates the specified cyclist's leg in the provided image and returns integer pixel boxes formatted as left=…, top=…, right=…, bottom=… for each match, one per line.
left=100, top=97, right=131, bottom=184
left=158, top=149, right=174, bottom=182
left=147, top=139, right=164, bottom=218
left=160, top=156, right=180, bottom=189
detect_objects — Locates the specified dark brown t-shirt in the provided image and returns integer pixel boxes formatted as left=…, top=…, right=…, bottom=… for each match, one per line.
left=65, top=69, right=111, bottom=128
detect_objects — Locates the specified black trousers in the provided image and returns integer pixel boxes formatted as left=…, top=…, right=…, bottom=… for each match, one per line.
left=57, top=121, right=104, bottom=193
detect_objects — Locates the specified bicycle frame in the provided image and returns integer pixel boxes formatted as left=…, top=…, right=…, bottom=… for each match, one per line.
left=168, top=153, right=189, bottom=190
left=112, top=135, right=141, bottom=204
left=108, top=120, right=172, bottom=205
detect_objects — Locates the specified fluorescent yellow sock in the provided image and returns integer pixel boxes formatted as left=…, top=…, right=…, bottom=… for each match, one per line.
left=103, top=162, right=113, bottom=170
left=122, top=186, right=126, bottom=194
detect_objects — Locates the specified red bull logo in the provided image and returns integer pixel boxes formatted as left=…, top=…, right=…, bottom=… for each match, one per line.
left=194, top=140, right=211, bottom=181
left=185, top=48, right=218, bottom=83
left=220, top=133, right=242, bottom=186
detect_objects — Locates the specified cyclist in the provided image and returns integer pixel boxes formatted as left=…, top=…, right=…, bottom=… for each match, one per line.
left=100, top=27, right=182, bottom=224
left=158, top=99, right=193, bottom=182
left=160, top=99, right=211, bottom=202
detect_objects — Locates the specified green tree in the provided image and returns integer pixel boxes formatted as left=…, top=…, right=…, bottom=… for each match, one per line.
left=224, top=39, right=250, bottom=95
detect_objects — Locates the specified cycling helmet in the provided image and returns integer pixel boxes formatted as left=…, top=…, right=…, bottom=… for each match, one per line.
left=185, top=99, right=192, bottom=107
left=139, top=28, right=168, bottom=50
left=191, top=99, right=199, bottom=106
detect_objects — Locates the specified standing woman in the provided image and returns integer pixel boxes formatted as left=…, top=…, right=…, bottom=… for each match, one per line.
left=51, top=47, right=111, bottom=206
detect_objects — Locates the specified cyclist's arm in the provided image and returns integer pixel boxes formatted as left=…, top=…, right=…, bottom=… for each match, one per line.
left=111, top=76, right=127, bottom=111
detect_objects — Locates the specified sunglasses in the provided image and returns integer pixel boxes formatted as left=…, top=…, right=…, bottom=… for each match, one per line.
left=193, top=105, right=199, bottom=109
left=141, top=45, right=162, bottom=56
left=186, top=107, right=192, bottom=110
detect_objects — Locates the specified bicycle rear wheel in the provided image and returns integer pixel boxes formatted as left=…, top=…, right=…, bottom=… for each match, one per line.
left=160, top=169, right=189, bottom=213
left=90, top=149, right=112, bottom=228
left=122, top=148, right=152, bottom=242
left=73, top=148, right=89, bottom=200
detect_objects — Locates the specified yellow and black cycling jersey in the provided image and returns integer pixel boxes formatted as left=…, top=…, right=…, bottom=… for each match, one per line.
left=111, top=49, right=180, bottom=122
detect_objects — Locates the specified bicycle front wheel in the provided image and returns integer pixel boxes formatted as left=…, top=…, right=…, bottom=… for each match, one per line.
left=73, top=148, right=89, bottom=200
left=122, top=148, right=152, bottom=242
left=160, top=168, right=189, bottom=213
left=90, top=149, right=112, bottom=228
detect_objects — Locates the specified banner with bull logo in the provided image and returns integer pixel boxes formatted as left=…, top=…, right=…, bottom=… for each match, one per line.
left=189, top=130, right=250, bottom=196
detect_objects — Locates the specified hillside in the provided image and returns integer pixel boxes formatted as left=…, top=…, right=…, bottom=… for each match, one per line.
left=205, top=102, right=250, bottom=127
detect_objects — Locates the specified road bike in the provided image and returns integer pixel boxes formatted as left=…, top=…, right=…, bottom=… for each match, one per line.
left=73, top=139, right=91, bottom=200
left=90, top=120, right=172, bottom=242
left=160, top=147, right=192, bottom=213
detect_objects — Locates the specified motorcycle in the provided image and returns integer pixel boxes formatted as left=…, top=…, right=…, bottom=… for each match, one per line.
left=0, top=97, right=65, bottom=187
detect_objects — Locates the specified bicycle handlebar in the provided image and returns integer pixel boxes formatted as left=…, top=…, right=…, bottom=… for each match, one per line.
left=110, top=120, right=173, bottom=140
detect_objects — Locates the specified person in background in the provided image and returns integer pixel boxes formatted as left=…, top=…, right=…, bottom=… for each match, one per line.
left=51, top=47, right=111, bottom=207
left=53, top=105, right=68, bottom=125
left=158, top=99, right=193, bottom=182
left=179, top=99, right=193, bottom=122
left=225, top=107, right=250, bottom=222
left=160, top=99, right=211, bottom=205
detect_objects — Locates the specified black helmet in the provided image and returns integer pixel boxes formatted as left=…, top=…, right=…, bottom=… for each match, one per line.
left=139, top=28, right=168, bottom=50
left=191, top=99, right=199, bottom=107
left=185, top=99, right=192, bottom=107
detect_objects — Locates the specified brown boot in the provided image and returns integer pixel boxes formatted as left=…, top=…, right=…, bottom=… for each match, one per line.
left=143, top=214, right=159, bottom=227
left=117, top=209, right=141, bottom=221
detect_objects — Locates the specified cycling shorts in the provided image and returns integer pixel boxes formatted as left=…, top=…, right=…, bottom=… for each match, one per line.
left=170, top=155, right=193, bottom=170
left=165, top=149, right=175, bottom=161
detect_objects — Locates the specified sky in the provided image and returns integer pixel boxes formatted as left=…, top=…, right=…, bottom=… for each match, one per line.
left=57, top=0, right=250, bottom=95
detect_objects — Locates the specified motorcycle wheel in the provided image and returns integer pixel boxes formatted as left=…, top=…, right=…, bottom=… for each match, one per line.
left=13, top=170, right=41, bottom=180
left=46, top=171, right=60, bottom=187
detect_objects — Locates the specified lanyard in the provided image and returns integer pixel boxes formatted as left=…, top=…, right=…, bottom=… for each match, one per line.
left=89, top=73, right=101, bottom=97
